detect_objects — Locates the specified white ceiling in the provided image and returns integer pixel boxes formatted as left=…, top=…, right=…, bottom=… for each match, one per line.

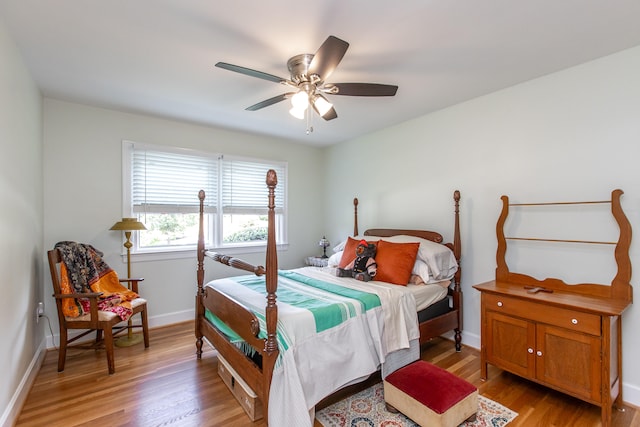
left=2, top=1, right=640, bottom=146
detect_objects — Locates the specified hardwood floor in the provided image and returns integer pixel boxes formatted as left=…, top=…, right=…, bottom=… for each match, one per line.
left=16, top=321, right=639, bottom=426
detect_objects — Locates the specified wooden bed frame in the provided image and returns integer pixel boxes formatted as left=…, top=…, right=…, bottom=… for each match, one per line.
left=194, top=170, right=462, bottom=422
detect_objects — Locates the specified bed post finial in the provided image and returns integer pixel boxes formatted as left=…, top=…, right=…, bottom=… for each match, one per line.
left=353, top=197, right=359, bottom=236
left=266, top=169, right=278, bottom=188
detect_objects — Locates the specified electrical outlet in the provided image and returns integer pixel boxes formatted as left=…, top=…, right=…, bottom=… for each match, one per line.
left=35, top=302, right=44, bottom=323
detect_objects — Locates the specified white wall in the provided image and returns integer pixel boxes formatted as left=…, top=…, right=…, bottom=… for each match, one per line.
left=42, top=99, right=326, bottom=334
left=325, top=45, right=640, bottom=403
left=0, top=19, right=44, bottom=427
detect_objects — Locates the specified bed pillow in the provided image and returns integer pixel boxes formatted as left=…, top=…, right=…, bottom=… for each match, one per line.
left=327, top=251, right=343, bottom=267
left=374, top=240, right=420, bottom=285
left=385, top=235, right=458, bottom=281
left=338, top=237, right=379, bottom=269
left=333, top=240, right=347, bottom=253
left=412, top=259, right=432, bottom=284
left=333, top=235, right=382, bottom=253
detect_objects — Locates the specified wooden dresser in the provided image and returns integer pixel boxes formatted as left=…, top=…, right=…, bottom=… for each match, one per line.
left=474, top=190, right=632, bottom=427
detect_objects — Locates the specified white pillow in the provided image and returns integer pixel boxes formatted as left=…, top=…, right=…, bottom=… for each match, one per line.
left=327, top=251, right=343, bottom=267
left=332, top=240, right=347, bottom=253
left=386, top=235, right=458, bottom=281
left=412, top=259, right=456, bottom=284
left=412, top=259, right=432, bottom=284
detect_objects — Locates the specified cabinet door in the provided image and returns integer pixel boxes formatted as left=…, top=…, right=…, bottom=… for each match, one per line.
left=536, top=324, right=601, bottom=403
left=485, top=311, right=536, bottom=378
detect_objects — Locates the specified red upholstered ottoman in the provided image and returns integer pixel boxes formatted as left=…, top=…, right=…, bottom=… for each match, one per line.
left=383, top=360, right=478, bottom=427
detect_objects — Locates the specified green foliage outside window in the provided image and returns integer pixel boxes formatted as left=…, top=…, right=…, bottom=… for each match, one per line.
left=139, top=213, right=199, bottom=247
left=223, top=215, right=268, bottom=243
left=224, top=226, right=268, bottom=243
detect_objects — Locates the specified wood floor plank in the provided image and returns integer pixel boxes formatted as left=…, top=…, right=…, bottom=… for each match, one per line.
left=16, top=321, right=638, bottom=426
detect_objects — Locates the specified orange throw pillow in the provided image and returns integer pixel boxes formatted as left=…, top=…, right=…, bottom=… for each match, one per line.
left=338, top=237, right=378, bottom=269
left=375, top=240, right=420, bottom=285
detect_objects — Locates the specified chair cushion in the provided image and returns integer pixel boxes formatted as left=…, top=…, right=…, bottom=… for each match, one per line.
left=131, top=297, right=147, bottom=308
left=65, top=297, right=146, bottom=322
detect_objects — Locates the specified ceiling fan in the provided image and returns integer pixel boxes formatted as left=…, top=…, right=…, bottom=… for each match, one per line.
left=215, top=35, right=398, bottom=124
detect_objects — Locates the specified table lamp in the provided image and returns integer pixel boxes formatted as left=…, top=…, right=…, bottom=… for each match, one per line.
left=318, top=236, right=330, bottom=258
left=110, top=217, right=147, bottom=346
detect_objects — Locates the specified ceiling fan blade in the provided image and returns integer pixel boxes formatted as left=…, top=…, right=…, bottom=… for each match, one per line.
left=246, top=93, right=293, bottom=111
left=215, top=62, right=286, bottom=84
left=308, top=36, right=349, bottom=82
left=331, top=83, right=398, bottom=96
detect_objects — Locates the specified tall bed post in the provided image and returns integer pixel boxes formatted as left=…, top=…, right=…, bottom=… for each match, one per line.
left=452, top=190, right=462, bottom=349
left=195, top=190, right=206, bottom=358
left=353, top=197, right=359, bottom=236
left=262, top=170, right=279, bottom=421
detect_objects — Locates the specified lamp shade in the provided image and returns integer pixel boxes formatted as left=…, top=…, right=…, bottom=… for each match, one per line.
left=110, top=218, right=147, bottom=231
left=291, top=90, right=309, bottom=110
left=312, top=94, right=333, bottom=117
left=289, top=107, right=306, bottom=120
left=318, top=236, right=330, bottom=248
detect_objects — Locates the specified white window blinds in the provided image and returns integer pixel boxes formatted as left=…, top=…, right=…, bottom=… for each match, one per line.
left=131, top=144, right=218, bottom=214
left=127, top=141, right=287, bottom=220
left=221, top=158, right=286, bottom=214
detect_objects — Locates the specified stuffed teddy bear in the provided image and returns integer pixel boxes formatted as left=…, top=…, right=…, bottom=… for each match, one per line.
left=336, top=239, right=377, bottom=281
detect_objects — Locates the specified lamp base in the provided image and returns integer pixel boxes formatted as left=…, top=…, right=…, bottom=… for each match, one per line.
left=115, top=333, right=143, bottom=347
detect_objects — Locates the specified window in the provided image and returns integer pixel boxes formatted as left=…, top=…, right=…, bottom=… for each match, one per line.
left=123, top=141, right=287, bottom=254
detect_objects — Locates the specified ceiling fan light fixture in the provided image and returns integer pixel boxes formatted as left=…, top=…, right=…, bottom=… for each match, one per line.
left=289, top=106, right=306, bottom=120
left=312, top=94, right=333, bottom=117
left=291, top=90, right=309, bottom=110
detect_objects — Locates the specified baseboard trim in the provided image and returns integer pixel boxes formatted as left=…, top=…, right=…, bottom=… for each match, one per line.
left=440, top=329, right=480, bottom=351
left=1, top=339, right=46, bottom=427
left=623, top=382, right=640, bottom=409
left=44, top=308, right=195, bottom=349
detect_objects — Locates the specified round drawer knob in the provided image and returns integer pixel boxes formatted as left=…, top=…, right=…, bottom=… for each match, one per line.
left=528, top=348, right=534, bottom=354
left=497, top=301, right=503, bottom=307
left=536, top=350, right=543, bottom=357
left=571, top=318, right=578, bottom=324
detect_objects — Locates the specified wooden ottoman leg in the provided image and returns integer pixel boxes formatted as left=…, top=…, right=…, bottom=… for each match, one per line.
left=385, top=402, right=399, bottom=413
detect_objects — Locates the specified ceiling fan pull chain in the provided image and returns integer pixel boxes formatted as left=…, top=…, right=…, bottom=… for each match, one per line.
left=306, top=107, right=313, bottom=134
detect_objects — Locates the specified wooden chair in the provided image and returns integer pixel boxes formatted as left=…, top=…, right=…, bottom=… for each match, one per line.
left=47, top=248, right=150, bottom=374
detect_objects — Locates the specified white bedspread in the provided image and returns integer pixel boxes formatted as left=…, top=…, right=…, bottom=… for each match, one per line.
left=205, top=266, right=420, bottom=427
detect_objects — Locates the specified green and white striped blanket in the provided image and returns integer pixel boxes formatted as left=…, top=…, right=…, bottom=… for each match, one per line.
left=207, top=270, right=381, bottom=354
left=205, top=267, right=420, bottom=427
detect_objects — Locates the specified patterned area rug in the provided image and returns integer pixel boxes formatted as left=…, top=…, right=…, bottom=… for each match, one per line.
left=316, top=382, right=518, bottom=427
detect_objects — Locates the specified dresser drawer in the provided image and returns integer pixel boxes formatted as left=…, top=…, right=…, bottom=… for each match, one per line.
left=482, top=293, right=601, bottom=336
